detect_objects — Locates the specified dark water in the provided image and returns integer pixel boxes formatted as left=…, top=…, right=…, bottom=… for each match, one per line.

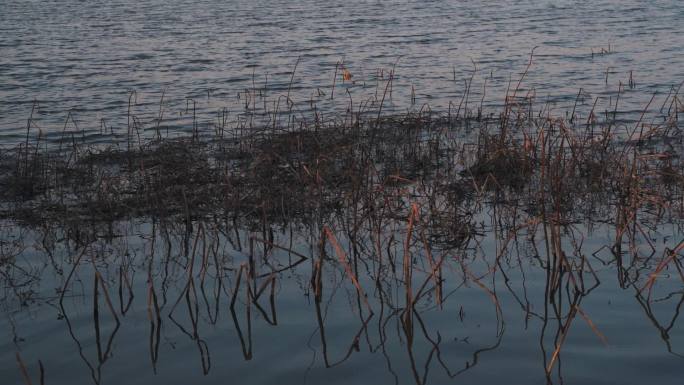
left=1, top=200, right=684, bottom=385
left=1, top=0, right=683, bottom=143
left=0, top=115, right=683, bottom=385
left=1, top=1, right=684, bottom=384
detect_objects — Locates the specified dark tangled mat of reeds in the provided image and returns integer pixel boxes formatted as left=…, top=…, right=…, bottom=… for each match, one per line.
left=1, top=107, right=683, bottom=236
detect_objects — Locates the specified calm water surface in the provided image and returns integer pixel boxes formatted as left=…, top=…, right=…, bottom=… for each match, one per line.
left=1, top=203, right=683, bottom=385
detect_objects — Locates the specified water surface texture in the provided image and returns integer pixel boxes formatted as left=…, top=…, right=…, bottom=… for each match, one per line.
left=1, top=0, right=683, bottom=143
left=1, top=1, right=684, bottom=385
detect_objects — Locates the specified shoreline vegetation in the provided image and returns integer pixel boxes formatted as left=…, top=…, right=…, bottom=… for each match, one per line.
left=2, top=77, right=684, bottom=384
left=1, top=77, right=682, bottom=224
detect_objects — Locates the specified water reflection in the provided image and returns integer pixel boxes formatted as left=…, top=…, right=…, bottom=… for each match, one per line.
left=1, top=104, right=684, bottom=384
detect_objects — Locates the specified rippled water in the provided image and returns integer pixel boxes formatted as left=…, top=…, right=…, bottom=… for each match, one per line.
left=1, top=0, right=683, bottom=143
left=1, top=1, right=684, bottom=384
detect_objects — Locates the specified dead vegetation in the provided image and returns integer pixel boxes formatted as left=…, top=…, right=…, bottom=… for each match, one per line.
left=2, top=84, right=684, bottom=385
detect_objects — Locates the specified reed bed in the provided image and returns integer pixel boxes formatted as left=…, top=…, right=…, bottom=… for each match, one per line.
left=2, top=85, right=684, bottom=385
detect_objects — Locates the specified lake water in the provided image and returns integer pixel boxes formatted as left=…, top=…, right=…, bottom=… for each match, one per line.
left=2, top=214, right=683, bottom=385
left=1, top=1, right=684, bottom=385
left=1, top=0, right=683, bottom=143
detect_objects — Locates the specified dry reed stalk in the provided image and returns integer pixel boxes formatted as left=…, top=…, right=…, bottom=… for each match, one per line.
left=640, top=238, right=684, bottom=295
left=575, top=306, right=609, bottom=346
left=322, top=226, right=373, bottom=312
left=118, top=265, right=134, bottom=315
left=463, top=267, right=503, bottom=324
left=403, top=203, right=419, bottom=309
left=15, top=352, right=33, bottom=385
left=59, top=247, right=88, bottom=307
left=230, top=263, right=246, bottom=309
left=419, top=228, right=443, bottom=308
left=545, top=305, right=578, bottom=374
left=251, top=236, right=309, bottom=277
left=94, top=271, right=121, bottom=326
